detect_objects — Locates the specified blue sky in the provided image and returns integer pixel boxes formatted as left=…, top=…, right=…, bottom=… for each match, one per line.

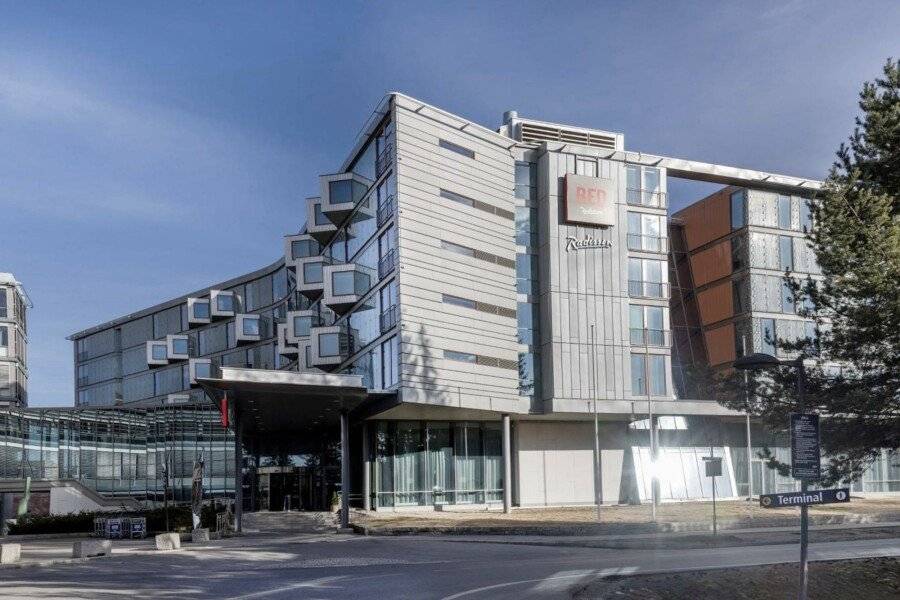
left=2, top=1, right=898, bottom=406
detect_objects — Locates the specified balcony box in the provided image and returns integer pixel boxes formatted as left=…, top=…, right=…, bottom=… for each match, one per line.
left=188, top=358, right=213, bottom=386
left=166, top=334, right=190, bottom=360
left=235, top=314, right=264, bottom=344
left=286, top=310, right=322, bottom=343
left=294, top=256, right=333, bottom=299
left=187, top=297, right=211, bottom=326
left=283, top=233, right=321, bottom=264
left=276, top=323, right=298, bottom=356
left=322, top=264, right=375, bottom=314
left=319, top=172, right=372, bottom=225
left=306, top=197, right=337, bottom=244
left=210, top=290, right=237, bottom=319
left=146, top=341, right=169, bottom=368
left=309, top=324, right=350, bottom=369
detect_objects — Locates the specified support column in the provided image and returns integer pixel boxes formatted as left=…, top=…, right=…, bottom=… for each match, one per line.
left=339, top=411, right=350, bottom=529
left=362, top=422, right=372, bottom=511
left=233, top=404, right=243, bottom=533
left=502, top=414, right=511, bottom=514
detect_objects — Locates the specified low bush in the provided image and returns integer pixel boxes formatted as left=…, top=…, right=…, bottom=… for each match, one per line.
left=8, top=503, right=222, bottom=535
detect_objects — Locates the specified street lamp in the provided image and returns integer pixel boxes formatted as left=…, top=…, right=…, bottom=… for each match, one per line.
left=734, top=351, right=810, bottom=600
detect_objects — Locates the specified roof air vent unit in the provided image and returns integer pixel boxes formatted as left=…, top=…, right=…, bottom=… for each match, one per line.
left=519, top=121, right=618, bottom=150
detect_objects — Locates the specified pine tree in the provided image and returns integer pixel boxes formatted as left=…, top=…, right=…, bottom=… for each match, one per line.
left=717, top=59, right=900, bottom=485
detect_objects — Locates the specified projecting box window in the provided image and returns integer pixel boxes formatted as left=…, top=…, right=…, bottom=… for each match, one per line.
left=438, top=139, right=475, bottom=159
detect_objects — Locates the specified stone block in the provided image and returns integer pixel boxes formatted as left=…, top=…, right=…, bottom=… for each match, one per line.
left=0, top=543, right=21, bottom=564
left=72, top=539, right=112, bottom=558
left=190, top=528, right=209, bottom=542
left=155, top=532, right=181, bottom=551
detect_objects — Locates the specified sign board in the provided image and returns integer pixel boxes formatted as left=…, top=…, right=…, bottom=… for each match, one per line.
left=790, top=413, right=821, bottom=480
left=703, top=456, right=723, bottom=477
left=565, top=235, right=612, bottom=252
left=760, top=488, right=850, bottom=508
left=564, top=174, right=616, bottom=227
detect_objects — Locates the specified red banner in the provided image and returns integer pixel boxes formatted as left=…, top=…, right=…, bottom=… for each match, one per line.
left=220, top=394, right=228, bottom=428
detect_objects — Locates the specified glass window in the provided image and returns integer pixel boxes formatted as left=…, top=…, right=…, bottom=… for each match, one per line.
left=800, top=199, right=813, bottom=233
left=782, top=280, right=795, bottom=314
left=732, top=280, right=744, bottom=314
left=242, top=317, right=260, bottom=337
left=760, top=318, right=777, bottom=355
left=626, top=165, right=640, bottom=193
left=649, top=355, right=666, bottom=396
left=194, top=361, right=211, bottom=380
left=731, top=190, right=745, bottom=230
left=151, top=344, right=167, bottom=361
left=272, top=267, right=288, bottom=301
left=514, top=161, right=536, bottom=200
left=443, top=294, right=476, bottom=309
left=293, top=315, right=312, bottom=337
left=445, top=350, right=476, bottom=363
left=332, top=271, right=355, bottom=296
left=172, top=338, right=188, bottom=355
left=0, top=289, right=6, bottom=318
left=313, top=203, right=330, bottom=226
left=303, top=262, right=323, bottom=284
left=439, top=189, right=474, bottom=207
left=291, top=239, right=318, bottom=260
left=329, top=179, right=353, bottom=204
left=319, top=333, right=340, bottom=357
left=631, top=354, right=646, bottom=395
left=381, top=336, right=399, bottom=387
left=438, top=139, right=475, bottom=159
left=518, top=352, right=536, bottom=396
left=517, top=302, right=536, bottom=345
left=731, top=236, right=745, bottom=271
left=192, top=301, right=210, bottom=320
left=515, top=206, right=537, bottom=247
left=576, top=157, right=597, bottom=176
left=643, top=168, right=660, bottom=194
left=778, top=195, right=792, bottom=229
left=516, top=254, right=537, bottom=295
left=441, top=240, right=474, bottom=257
left=779, top=236, right=793, bottom=271
left=216, top=294, right=234, bottom=313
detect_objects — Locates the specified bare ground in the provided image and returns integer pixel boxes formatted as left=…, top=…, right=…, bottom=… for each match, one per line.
left=572, top=557, right=900, bottom=599
left=353, top=497, right=900, bottom=534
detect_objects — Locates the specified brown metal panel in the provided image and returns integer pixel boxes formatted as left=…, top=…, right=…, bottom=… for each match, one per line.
left=677, top=188, right=732, bottom=251
left=689, top=239, right=732, bottom=287
left=697, top=281, right=733, bottom=326
left=705, top=324, right=736, bottom=366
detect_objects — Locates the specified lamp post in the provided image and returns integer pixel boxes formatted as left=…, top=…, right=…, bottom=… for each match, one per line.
left=734, top=352, right=809, bottom=600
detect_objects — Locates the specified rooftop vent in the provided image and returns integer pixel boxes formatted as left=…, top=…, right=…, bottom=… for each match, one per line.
left=519, top=121, right=618, bottom=150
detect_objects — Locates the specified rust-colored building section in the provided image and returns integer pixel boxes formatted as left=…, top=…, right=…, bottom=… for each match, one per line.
left=671, top=186, right=740, bottom=369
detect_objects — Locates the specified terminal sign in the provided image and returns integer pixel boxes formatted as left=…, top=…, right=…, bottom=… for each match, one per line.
left=564, top=174, right=616, bottom=227
left=760, top=488, right=850, bottom=508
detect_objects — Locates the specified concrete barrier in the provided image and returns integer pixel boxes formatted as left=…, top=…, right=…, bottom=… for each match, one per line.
left=191, top=528, right=210, bottom=542
left=0, top=543, right=21, bottom=564
left=72, top=539, right=112, bottom=558
left=155, top=532, right=181, bottom=551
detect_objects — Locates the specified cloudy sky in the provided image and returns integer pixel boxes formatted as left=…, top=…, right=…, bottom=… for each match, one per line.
left=2, top=1, right=898, bottom=406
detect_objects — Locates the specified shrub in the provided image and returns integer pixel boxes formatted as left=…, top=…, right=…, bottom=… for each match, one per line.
left=8, top=503, right=223, bottom=535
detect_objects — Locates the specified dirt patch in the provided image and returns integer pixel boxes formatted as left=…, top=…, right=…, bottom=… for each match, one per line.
left=573, top=557, right=900, bottom=599
left=354, top=498, right=900, bottom=535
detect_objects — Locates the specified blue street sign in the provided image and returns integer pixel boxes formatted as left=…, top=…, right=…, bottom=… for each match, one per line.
left=759, top=488, right=850, bottom=508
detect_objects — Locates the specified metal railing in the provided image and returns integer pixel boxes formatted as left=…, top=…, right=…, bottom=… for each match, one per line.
left=628, top=280, right=670, bottom=299
left=626, top=234, right=669, bottom=253
left=629, top=328, right=671, bottom=347
left=376, top=143, right=393, bottom=178
left=377, top=194, right=395, bottom=227
left=379, top=305, right=398, bottom=333
left=378, top=248, right=397, bottom=280
left=626, top=188, right=668, bottom=208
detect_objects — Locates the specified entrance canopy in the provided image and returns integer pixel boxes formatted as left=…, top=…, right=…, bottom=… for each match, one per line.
left=199, top=367, right=369, bottom=454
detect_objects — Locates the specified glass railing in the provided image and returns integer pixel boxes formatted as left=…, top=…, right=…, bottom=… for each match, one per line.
left=626, top=188, right=668, bottom=208
left=629, top=328, right=671, bottom=347
left=376, top=143, right=393, bottom=178
left=379, top=305, right=398, bottom=334
left=626, top=234, right=669, bottom=253
left=628, top=280, right=670, bottom=299
left=377, top=194, right=395, bottom=227
left=378, top=249, right=397, bottom=280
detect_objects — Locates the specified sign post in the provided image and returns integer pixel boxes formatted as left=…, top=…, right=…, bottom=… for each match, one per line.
left=703, top=456, right=722, bottom=535
left=791, top=409, right=818, bottom=600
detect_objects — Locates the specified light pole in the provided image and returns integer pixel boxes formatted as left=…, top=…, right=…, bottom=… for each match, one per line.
left=589, top=325, right=601, bottom=521
left=735, top=352, right=809, bottom=600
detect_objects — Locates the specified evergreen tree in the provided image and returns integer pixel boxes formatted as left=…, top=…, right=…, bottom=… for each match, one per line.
left=717, top=59, right=900, bottom=485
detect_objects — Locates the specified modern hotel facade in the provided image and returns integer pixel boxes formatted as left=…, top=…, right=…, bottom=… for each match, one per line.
left=0, top=273, right=29, bottom=408
left=54, top=93, right=897, bottom=515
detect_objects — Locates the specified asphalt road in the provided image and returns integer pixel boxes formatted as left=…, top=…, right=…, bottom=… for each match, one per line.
left=1, top=533, right=898, bottom=599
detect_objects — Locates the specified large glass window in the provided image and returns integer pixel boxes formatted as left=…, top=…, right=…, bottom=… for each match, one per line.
left=760, top=318, right=777, bottom=356
left=778, top=195, right=792, bottom=229
left=649, top=355, right=666, bottom=396
left=192, top=301, right=210, bottom=320
left=319, top=333, right=340, bottom=357
left=800, top=199, right=813, bottom=233
left=194, top=361, right=212, bottom=380
left=514, top=161, right=536, bottom=201
left=517, top=302, right=536, bottom=345
left=293, top=315, right=313, bottom=337
left=381, top=335, right=399, bottom=387
left=518, top=352, right=536, bottom=397
left=332, top=271, right=355, bottom=296
left=172, top=338, right=188, bottom=356
left=242, top=316, right=260, bottom=337
left=628, top=258, right=666, bottom=298
left=303, top=262, right=323, bottom=284
left=779, top=236, right=793, bottom=271
left=329, top=179, right=353, bottom=204
left=515, top=206, right=538, bottom=247
left=313, top=203, right=330, bottom=226
left=629, top=306, right=665, bottom=346
left=731, top=190, right=746, bottom=230
left=151, top=343, right=167, bottom=361
left=630, top=353, right=666, bottom=395
left=291, top=239, right=319, bottom=260
left=216, top=294, right=234, bottom=313
left=631, top=354, right=646, bottom=395
left=627, top=212, right=665, bottom=252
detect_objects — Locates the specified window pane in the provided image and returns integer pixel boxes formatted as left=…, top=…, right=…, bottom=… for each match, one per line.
left=172, top=338, right=188, bottom=355
left=631, top=354, right=646, bottom=395
left=731, top=190, right=745, bottom=230
left=242, top=317, right=260, bottom=336
left=216, top=294, right=234, bottom=312
left=778, top=196, right=792, bottom=229
left=319, top=333, right=340, bottom=357
left=779, top=236, right=793, bottom=271
left=152, top=344, right=167, bottom=360
left=192, top=302, right=210, bottom=319
left=293, top=316, right=312, bottom=337
left=332, top=272, right=355, bottom=296
left=761, top=318, right=776, bottom=355
left=649, top=355, right=666, bottom=396
left=303, top=262, right=323, bottom=284
left=329, top=179, right=353, bottom=204
left=782, top=280, right=795, bottom=314
left=800, top=199, right=813, bottom=233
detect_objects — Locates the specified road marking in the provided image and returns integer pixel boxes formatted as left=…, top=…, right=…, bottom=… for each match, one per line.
left=439, top=568, right=632, bottom=600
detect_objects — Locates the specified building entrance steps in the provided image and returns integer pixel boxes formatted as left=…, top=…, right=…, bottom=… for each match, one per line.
left=241, top=511, right=336, bottom=534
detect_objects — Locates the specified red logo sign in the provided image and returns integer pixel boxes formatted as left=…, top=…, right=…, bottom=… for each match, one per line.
left=564, top=174, right=616, bottom=226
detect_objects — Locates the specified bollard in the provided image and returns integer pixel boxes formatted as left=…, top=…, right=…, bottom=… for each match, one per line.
left=72, top=540, right=112, bottom=558
left=155, top=532, right=181, bottom=551
left=0, top=543, right=21, bottom=564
